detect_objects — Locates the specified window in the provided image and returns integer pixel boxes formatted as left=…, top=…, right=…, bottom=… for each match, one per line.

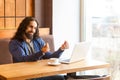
left=84, top=0, right=120, bottom=80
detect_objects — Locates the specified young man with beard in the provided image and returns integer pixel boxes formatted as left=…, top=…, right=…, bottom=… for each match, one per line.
left=9, top=17, right=69, bottom=80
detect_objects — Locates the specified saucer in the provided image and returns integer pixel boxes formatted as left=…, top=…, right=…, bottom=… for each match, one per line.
left=48, top=62, right=61, bottom=66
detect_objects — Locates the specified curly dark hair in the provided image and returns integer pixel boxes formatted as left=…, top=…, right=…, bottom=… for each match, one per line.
left=12, top=17, right=39, bottom=41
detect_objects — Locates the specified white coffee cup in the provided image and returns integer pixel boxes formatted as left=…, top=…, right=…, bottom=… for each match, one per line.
left=50, top=58, right=59, bottom=64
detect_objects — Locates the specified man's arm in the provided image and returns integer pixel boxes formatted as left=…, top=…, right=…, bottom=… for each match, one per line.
left=9, top=40, right=44, bottom=62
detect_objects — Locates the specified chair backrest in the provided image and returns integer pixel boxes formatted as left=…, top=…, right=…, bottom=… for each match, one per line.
left=40, top=35, right=55, bottom=53
left=0, top=38, right=13, bottom=64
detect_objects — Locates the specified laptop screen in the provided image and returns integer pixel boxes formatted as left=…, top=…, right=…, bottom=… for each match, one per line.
left=59, top=42, right=91, bottom=63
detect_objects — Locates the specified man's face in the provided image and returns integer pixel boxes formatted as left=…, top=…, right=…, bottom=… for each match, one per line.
left=25, top=21, right=37, bottom=40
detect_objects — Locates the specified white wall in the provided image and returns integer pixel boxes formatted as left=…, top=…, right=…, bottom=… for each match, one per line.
left=53, top=0, right=80, bottom=58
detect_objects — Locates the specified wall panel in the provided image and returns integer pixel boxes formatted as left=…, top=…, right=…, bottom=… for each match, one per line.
left=5, top=0, right=15, bottom=16
left=0, top=0, right=4, bottom=16
left=16, top=0, right=26, bottom=16
left=0, top=0, right=33, bottom=29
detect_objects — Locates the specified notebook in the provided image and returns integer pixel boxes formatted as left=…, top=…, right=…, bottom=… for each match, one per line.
left=59, top=42, right=90, bottom=64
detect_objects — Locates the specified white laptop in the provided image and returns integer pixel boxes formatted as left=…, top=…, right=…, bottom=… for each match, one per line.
left=59, top=42, right=91, bottom=64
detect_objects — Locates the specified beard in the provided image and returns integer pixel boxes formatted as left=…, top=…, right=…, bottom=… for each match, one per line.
left=25, top=32, right=34, bottom=40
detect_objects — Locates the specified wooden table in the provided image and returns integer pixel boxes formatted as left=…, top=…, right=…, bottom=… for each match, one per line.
left=0, top=59, right=110, bottom=80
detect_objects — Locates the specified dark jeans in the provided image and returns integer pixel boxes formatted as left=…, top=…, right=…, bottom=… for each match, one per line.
left=30, top=75, right=65, bottom=80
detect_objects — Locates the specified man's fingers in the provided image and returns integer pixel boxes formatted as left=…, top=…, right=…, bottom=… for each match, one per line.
left=62, top=41, right=69, bottom=49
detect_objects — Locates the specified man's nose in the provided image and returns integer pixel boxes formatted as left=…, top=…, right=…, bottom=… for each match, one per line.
left=31, top=28, right=35, bottom=32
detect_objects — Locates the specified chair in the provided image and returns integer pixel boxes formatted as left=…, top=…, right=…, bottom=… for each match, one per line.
left=40, top=35, right=55, bottom=53
left=65, top=74, right=110, bottom=80
left=0, top=38, right=13, bottom=64
left=91, top=75, right=110, bottom=80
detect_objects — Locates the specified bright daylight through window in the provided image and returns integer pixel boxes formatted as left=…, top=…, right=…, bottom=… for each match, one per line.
left=84, top=0, right=120, bottom=80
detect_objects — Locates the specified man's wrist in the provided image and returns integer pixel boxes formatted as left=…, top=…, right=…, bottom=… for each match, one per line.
left=60, top=47, right=64, bottom=51
left=42, top=52, right=45, bottom=55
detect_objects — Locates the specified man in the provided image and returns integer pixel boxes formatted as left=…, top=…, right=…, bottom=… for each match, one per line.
left=9, top=17, right=69, bottom=80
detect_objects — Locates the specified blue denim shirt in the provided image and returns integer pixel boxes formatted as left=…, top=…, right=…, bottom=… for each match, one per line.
left=9, top=37, right=63, bottom=63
